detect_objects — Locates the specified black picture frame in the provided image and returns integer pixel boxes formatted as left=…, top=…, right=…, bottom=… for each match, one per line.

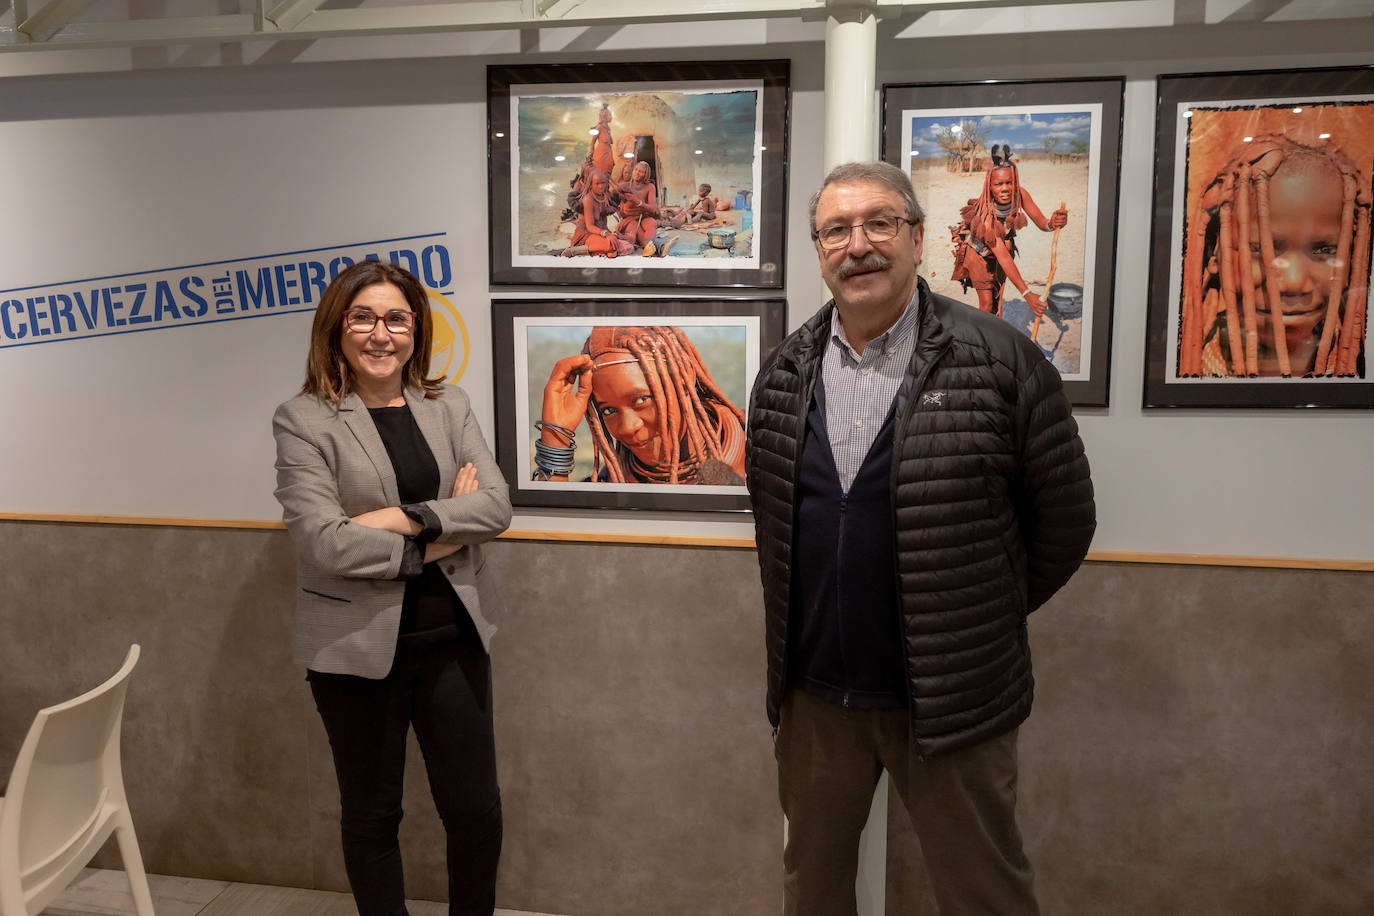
left=881, top=77, right=1124, bottom=408
left=491, top=296, right=785, bottom=511
left=487, top=60, right=789, bottom=289
left=1144, top=66, right=1374, bottom=408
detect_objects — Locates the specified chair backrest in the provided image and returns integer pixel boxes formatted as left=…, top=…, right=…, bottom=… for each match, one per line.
left=0, top=645, right=141, bottom=914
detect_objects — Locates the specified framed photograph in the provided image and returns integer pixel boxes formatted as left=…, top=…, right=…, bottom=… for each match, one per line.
left=487, top=61, right=789, bottom=288
left=881, top=77, right=1123, bottom=407
left=491, top=297, right=785, bottom=511
left=1145, top=66, right=1374, bottom=408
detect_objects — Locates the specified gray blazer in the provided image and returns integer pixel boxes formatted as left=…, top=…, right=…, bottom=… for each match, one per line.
left=272, top=385, right=512, bottom=678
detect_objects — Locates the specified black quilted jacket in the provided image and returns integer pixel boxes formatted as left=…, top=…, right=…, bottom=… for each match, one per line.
left=746, top=280, right=1096, bottom=758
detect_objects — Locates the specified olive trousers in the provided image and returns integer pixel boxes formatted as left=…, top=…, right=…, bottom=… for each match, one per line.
left=776, top=688, right=1040, bottom=916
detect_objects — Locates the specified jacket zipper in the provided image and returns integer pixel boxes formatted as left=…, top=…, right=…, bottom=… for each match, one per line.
left=889, top=334, right=953, bottom=760
left=837, top=492, right=850, bottom=709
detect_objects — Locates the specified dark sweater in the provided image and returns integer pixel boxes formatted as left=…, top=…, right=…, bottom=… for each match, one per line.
left=790, top=377, right=906, bottom=709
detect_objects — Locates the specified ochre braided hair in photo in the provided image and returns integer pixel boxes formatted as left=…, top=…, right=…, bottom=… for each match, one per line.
left=582, top=325, right=746, bottom=485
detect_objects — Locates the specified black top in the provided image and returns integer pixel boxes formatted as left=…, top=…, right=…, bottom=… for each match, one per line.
left=369, top=405, right=461, bottom=646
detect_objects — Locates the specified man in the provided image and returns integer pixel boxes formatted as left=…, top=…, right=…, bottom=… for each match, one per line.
left=745, top=161, right=1095, bottom=915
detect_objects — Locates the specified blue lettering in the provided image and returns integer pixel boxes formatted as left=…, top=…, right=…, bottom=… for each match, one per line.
left=25, top=297, right=52, bottom=336
left=235, top=268, right=275, bottom=310
left=153, top=280, right=182, bottom=321
left=328, top=256, right=354, bottom=278
left=213, top=272, right=235, bottom=315
left=273, top=264, right=301, bottom=307
left=180, top=275, right=208, bottom=318
left=389, top=249, right=419, bottom=275
left=124, top=283, right=151, bottom=324
left=1, top=299, right=26, bottom=339
left=298, top=261, right=327, bottom=304
left=49, top=293, right=76, bottom=334
left=103, top=288, right=127, bottom=327
left=421, top=245, right=452, bottom=289
left=73, top=290, right=102, bottom=329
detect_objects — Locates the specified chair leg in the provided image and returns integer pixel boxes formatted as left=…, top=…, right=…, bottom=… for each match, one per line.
left=114, top=816, right=156, bottom=916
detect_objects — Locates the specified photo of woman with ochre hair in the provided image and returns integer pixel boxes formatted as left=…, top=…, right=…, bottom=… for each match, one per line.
left=533, top=324, right=747, bottom=485
left=272, top=260, right=511, bottom=916
left=1176, top=103, right=1374, bottom=379
left=951, top=144, right=1069, bottom=318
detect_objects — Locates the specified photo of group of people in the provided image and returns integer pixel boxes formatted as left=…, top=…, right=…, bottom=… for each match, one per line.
left=508, top=86, right=764, bottom=269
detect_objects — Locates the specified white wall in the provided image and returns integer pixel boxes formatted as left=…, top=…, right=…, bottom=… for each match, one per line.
left=1, top=8, right=1371, bottom=560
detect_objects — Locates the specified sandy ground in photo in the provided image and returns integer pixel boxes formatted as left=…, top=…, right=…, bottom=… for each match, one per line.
left=913, top=157, right=1091, bottom=376
left=516, top=162, right=759, bottom=260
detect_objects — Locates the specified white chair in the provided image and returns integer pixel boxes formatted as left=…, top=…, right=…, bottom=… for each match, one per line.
left=0, top=645, right=155, bottom=916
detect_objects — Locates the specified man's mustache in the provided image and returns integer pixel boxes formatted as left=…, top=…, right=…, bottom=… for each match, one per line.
left=835, top=253, right=891, bottom=279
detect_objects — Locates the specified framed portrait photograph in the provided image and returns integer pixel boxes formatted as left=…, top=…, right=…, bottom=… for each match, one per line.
left=881, top=77, right=1123, bottom=407
left=491, top=297, right=785, bottom=511
left=487, top=61, right=789, bottom=288
left=1145, top=66, right=1374, bottom=408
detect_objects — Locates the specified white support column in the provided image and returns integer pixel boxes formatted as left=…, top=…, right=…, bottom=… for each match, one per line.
left=825, top=10, right=888, bottom=914
left=823, top=0, right=877, bottom=172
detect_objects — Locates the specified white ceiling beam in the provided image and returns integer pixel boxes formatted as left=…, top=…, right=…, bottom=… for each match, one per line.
left=26, top=13, right=258, bottom=47
left=16, top=0, right=97, bottom=42
left=264, top=0, right=326, bottom=32
left=0, top=0, right=1167, bottom=51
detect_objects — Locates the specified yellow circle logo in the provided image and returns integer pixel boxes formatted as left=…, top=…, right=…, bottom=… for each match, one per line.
left=426, top=289, right=469, bottom=385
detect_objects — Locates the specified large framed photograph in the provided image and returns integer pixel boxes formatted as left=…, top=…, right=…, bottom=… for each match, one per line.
left=492, top=297, right=785, bottom=511
left=487, top=61, right=789, bottom=289
left=1145, top=66, right=1374, bottom=408
left=882, top=78, right=1123, bottom=407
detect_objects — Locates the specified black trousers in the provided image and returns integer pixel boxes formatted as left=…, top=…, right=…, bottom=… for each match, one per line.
left=309, top=630, right=502, bottom=916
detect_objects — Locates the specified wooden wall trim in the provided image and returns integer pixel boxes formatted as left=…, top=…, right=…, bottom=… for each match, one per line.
left=1, top=513, right=1370, bottom=571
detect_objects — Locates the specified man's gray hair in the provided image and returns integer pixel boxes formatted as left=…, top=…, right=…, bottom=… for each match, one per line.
left=808, top=161, right=925, bottom=234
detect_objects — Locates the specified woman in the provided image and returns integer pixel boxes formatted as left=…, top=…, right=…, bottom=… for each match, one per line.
left=951, top=144, right=1068, bottom=317
left=1180, top=134, right=1369, bottom=378
left=273, top=261, right=511, bottom=916
left=588, top=105, right=615, bottom=178
left=613, top=160, right=660, bottom=250
left=565, top=168, right=631, bottom=257
left=534, top=325, right=746, bottom=485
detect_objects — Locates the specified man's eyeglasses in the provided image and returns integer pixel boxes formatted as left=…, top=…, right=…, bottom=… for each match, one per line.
left=813, top=216, right=915, bottom=251
left=344, top=308, right=415, bottom=335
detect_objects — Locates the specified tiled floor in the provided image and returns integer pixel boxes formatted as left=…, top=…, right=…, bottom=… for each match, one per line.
left=41, top=868, right=563, bottom=916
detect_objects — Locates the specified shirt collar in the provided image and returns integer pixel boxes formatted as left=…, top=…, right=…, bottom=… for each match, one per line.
left=829, top=286, right=921, bottom=360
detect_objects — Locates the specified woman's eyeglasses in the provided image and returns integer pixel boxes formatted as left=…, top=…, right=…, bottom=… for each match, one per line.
left=344, top=308, right=415, bottom=334
left=813, top=216, right=915, bottom=251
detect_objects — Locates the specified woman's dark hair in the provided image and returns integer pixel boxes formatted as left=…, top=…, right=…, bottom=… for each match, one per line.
left=301, top=260, right=445, bottom=403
